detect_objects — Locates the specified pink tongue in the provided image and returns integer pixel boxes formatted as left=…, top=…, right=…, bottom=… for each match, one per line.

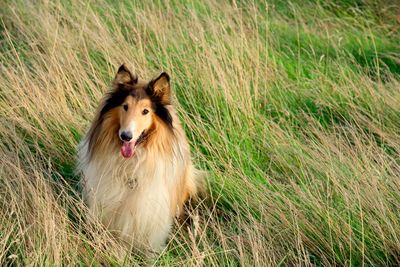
left=121, top=141, right=134, bottom=158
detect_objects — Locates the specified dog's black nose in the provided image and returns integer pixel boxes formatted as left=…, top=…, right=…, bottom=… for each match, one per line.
left=120, top=131, right=132, bottom=142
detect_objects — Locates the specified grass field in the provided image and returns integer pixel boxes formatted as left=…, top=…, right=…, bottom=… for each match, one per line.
left=1, top=0, right=400, bottom=265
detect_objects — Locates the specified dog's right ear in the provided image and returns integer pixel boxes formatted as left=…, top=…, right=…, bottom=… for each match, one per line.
left=113, top=64, right=138, bottom=85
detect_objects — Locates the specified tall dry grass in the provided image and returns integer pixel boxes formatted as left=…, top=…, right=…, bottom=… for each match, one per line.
left=1, top=0, right=400, bottom=266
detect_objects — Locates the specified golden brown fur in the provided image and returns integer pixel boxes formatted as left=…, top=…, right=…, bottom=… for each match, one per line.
left=77, top=65, right=204, bottom=251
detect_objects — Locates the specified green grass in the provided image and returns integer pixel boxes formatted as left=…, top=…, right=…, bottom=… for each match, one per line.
left=1, top=0, right=400, bottom=266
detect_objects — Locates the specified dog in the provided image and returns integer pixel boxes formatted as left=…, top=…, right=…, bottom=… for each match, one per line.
left=77, top=64, right=204, bottom=251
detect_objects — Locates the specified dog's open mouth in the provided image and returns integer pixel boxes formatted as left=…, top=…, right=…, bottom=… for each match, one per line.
left=120, top=131, right=146, bottom=158
left=121, top=141, right=136, bottom=158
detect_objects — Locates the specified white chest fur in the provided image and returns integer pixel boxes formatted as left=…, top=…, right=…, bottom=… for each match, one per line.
left=79, top=143, right=183, bottom=251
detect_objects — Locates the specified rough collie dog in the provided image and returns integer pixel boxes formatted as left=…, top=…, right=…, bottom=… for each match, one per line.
left=78, top=65, right=204, bottom=251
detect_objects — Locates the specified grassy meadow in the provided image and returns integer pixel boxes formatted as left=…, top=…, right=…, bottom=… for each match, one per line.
left=1, top=0, right=400, bottom=265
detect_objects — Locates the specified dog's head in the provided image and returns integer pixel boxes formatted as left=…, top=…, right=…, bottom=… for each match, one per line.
left=89, top=64, right=173, bottom=158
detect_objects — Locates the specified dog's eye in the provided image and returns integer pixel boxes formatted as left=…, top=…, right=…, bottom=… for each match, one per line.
left=142, top=109, right=149, bottom=115
left=123, top=104, right=128, bottom=111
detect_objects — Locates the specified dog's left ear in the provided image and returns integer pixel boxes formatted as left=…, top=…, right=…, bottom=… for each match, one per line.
left=147, top=72, right=171, bottom=105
